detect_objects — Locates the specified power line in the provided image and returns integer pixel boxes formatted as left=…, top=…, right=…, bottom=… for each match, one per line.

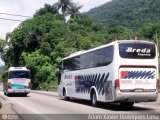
left=0, top=12, right=31, bottom=22
left=0, top=17, right=23, bottom=22
left=0, top=12, right=31, bottom=18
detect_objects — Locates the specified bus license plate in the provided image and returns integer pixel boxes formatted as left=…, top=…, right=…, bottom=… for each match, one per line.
left=15, top=90, right=24, bottom=93
left=134, top=89, right=143, bottom=92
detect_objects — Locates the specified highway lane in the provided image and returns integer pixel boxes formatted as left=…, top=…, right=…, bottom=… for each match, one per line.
left=0, top=91, right=160, bottom=120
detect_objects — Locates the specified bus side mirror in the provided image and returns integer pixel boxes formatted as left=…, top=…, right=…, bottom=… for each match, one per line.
left=55, top=68, right=60, bottom=77
left=2, top=75, right=4, bottom=78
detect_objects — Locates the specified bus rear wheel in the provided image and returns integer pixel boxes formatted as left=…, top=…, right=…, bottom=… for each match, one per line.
left=63, top=88, right=70, bottom=101
left=120, top=102, right=134, bottom=108
left=6, top=91, right=10, bottom=97
left=91, top=91, right=98, bottom=107
left=4, top=91, right=6, bottom=95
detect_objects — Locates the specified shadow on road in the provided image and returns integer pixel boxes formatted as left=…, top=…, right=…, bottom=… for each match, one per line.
left=6, top=94, right=30, bottom=97
left=61, top=98, right=154, bottom=111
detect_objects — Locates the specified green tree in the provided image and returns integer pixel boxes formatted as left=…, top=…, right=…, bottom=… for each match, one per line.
left=54, top=0, right=75, bottom=40
left=54, top=0, right=73, bottom=22
left=68, top=3, right=83, bottom=20
left=87, top=0, right=160, bottom=32
left=34, top=4, right=58, bottom=17
left=138, top=22, right=160, bottom=52
left=21, top=50, right=52, bottom=89
left=0, top=38, right=5, bottom=54
left=2, top=2, right=137, bottom=90
left=107, top=25, right=133, bottom=40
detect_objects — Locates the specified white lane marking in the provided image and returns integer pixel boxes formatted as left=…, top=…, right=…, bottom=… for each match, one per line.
left=9, top=97, right=40, bottom=114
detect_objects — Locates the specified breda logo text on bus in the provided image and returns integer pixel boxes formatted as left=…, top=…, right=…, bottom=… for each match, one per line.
left=126, top=47, right=151, bottom=56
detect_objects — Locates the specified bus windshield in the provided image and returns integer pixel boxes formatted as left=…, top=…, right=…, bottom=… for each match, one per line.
left=119, top=43, right=156, bottom=59
left=9, top=71, right=30, bottom=79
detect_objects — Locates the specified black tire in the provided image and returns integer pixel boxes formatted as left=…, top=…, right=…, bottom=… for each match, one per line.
left=4, top=91, right=6, bottom=95
left=4, top=89, right=7, bottom=95
left=22, top=93, right=28, bottom=97
left=63, top=89, right=70, bottom=101
left=120, top=102, right=134, bottom=108
left=6, top=92, right=10, bottom=97
left=91, top=91, right=98, bottom=107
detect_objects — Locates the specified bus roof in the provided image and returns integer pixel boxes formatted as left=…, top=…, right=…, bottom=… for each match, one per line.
left=8, top=67, right=29, bottom=71
left=62, top=40, right=155, bottom=60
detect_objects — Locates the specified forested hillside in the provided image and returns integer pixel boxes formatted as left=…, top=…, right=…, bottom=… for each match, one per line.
left=87, top=0, right=160, bottom=31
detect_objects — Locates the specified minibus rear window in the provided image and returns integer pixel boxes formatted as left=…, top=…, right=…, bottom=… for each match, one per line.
left=9, top=71, right=30, bottom=79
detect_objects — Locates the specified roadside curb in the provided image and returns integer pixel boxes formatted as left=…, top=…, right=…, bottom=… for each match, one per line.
left=31, top=90, right=58, bottom=97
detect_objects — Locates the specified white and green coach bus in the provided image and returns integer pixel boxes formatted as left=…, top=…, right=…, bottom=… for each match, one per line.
left=56, top=40, right=158, bottom=108
left=2, top=67, right=31, bottom=96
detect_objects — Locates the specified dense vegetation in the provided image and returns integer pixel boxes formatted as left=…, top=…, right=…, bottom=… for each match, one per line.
left=0, top=0, right=160, bottom=90
left=87, top=0, right=160, bottom=31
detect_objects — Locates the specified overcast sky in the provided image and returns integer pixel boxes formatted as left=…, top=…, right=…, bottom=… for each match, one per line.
left=0, top=0, right=111, bottom=65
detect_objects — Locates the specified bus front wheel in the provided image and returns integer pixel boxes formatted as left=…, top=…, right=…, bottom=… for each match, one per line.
left=63, top=88, right=70, bottom=101
left=6, top=91, right=10, bottom=97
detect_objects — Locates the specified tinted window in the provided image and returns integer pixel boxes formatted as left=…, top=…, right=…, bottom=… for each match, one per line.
left=63, top=56, right=80, bottom=71
left=63, top=45, right=114, bottom=71
left=63, top=59, right=74, bottom=71
left=103, top=46, right=114, bottom=65
left=95, top=49, right=104, bottom=67
left=119, top=43, right=156, bottom=59
left=9, top=71, right=30, bottom=79
left=73, top=56, right=81, bottom=70
left=80, top=54, right=87, bottom=69
left=86, top=51, right=95, bottom=68
left=95, top=46, right=114, bottom=67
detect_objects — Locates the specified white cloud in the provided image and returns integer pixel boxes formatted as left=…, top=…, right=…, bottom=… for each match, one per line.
left=0, top=0, right=111, bottom=39
left=0, top=0, right=56, bottom=39
left=0, top=58, right=5, bottom=66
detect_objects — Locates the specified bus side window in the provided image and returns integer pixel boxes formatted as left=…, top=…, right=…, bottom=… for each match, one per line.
left=95, top=49, right=104, bottom=67
left=80, top=54, right=87, bottom=69
left=103, top=46, right=114, bottom=66
left=62, top=60, right=67, bottom=71
left=63, top=59, right=72, bottom=71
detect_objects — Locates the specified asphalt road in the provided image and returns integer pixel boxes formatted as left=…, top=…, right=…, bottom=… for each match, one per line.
left=0, top=91, right=160, bottom=120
